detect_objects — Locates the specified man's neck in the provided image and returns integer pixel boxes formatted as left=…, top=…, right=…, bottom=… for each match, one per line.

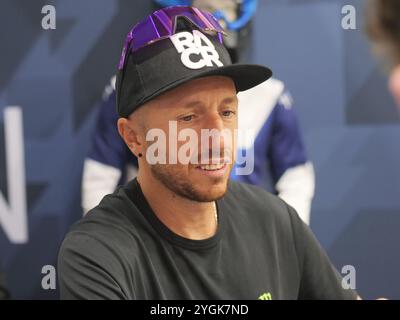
left=137, top=173, right=217, bottom=240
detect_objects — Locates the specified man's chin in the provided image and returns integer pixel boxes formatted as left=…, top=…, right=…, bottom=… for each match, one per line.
left=196, top=191, right=226, bottom=202
left=192, top=181, right=229, bottom=202
left=150, top=164, right=229, bottom=202
left=173, top=177, right=229, bottom=202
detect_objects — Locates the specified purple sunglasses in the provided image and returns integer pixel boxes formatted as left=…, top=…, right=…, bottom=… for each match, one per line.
left=118, top=6, right=226, bottom=70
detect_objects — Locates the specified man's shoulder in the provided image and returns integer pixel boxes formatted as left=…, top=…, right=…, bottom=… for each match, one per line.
left=57, top=185, right=141, bottom=299
left=61, top=185, right=143, bottom=257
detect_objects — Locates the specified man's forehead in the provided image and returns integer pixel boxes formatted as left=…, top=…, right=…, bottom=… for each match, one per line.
left=153, top=76, right=236, bottom=104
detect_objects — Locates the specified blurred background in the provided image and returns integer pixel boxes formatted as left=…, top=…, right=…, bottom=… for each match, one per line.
left=0, top=0, right=399, bottom=299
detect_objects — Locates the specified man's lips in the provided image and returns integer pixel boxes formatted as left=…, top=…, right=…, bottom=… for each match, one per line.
left=196, top=162, right=226, bottom=171
left=194, top=161, right=229, bottom=178
left=194, top=157, right=231, bottom=168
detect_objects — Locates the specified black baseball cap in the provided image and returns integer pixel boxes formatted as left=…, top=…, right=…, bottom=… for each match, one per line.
left=116, top=19, right=272, bottom=118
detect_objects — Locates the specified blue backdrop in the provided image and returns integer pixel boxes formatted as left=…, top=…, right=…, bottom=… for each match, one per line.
left=0, top=0, right=399, bottom=299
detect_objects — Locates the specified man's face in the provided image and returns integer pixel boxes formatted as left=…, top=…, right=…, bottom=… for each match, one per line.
left=136, top=76, right=238, bottom=202
left=389, top=65, right=400, bottom=107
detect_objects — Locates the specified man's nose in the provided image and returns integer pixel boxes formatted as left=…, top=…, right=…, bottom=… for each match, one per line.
left=200, top=112, right=231, bottom=159
left=203, top=112, right=225, bottom=131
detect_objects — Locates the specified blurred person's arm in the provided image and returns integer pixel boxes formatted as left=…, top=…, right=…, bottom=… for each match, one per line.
left=275, top=162, right=315, bottom=225
left=82, top=159, right=122, bottom=214
left=82, top=80, right=137, bottom=214
left=268, top=90, right=315, bottom=225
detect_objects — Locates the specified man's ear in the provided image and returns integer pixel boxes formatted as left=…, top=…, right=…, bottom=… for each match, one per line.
left=117, top=117, right=143, bottom=157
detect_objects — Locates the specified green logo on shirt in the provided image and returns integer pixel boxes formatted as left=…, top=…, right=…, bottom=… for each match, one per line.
left=258, top=292, right=272, bottom=300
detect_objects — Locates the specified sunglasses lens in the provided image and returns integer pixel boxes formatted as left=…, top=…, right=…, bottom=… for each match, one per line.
left=118, top=6, right=225, bottom=70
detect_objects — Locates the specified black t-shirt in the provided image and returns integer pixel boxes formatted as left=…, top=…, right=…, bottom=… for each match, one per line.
left=58, top=179, right=357, bottom=300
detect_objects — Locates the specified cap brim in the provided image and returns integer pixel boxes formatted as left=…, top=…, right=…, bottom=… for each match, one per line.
left=139, top=64, right=272, bottom=108
left=193, top=63, right=273, bottom=92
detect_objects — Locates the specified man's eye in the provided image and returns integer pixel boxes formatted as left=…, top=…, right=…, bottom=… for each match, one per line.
left=180, top=115, right=195, bottom=122
left=222, top=110, right=236, bottom=118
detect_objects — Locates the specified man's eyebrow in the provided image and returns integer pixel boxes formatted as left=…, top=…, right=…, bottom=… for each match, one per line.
left=219, top=96, right=238, bottom=106
left=182, top=100, right=204, bottom=109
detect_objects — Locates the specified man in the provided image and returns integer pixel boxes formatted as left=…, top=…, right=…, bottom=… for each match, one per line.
left=366, top=0, right=400, bottom=106
left=82, top=0, right=315, bottom=223
left=59, top=6, right=356, bottom=299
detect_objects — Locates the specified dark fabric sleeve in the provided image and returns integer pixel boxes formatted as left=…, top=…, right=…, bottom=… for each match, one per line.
left=57, top=232, right=129, bottom=300
left=287, top=204, right=358, bottom=300
left=267, top=91, right=308, bottom=184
